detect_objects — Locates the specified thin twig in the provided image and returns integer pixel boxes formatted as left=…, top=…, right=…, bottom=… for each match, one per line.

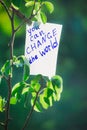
left=29, top=0, right=36, bottom=18
left=15, top=1, right=43, bottom=32
left=1, top=74, right=8, bottom=81
left=29, top=2, right=42, bottom=20
left=5, top=75, right=12, bottom=130
left=10, top=10, right=15, bottom=60
left=22, top=75, right=44, bottom=130
left=10, top=5, right=27, bottom=20
left=14, top=18, right=31, bottom=33
left=4, top=29, right=15, bottom=130
left=22, top=91, right=39, bottom=130
left=0, top=0, right=11, bottom=19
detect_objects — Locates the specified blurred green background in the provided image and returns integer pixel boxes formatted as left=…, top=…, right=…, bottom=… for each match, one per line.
left=0, top=0, right=87, bottom=130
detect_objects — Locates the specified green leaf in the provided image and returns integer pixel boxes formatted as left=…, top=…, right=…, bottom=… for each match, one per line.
left=0, top=96, right=6, bottom=112
left=41, top=87, right=53, bottom=98
left=52, top=92, right=57, bottom=101
left=31, top=98, right=42, bottom=112
left=31, top=82, right=41, bottom=92
left=40, top=83, right=53, bottom=98
left=34, top=2, right=40, bottom=10
left=12, top=82, right=26, bottom=99
left=1, top=60, right=9, bottom=74
left=49, top=96, right=53, bottom=106
left=13, top=60, right=23, bottom=67
left=32, top=92, right=36, bottom=97
left=46, top=80, right=54, bottom=92
left=44, top=97, right=50, bottom=105
left=39, top=94, right=49, bottom=109
left=10, top=97, right=17, bottom=105
left=31, top=74, right=42, bottom=86
left=13, top=56, right=24, bottom=67
left=39, top=87, right=53, bottom=108
left=51, top=75, right=63, bottom=101
left=35, top=83, right=41, bottom=92
left=40, top=11, right=47, bottom=23
left=51, top=75, right=63, bottom=90
left=44, top=1, right=54, bottom=14
left=25, top=1, right=34, bottom=7
left=31, top=75, right=42, bottom=92
left=22, top=87, right=29, bottom=95
left=0, top=96, right=3, bottom=112
left=19, top=55, right=29, bottom=66
left=13, top=56, right=17, bottom=62
left=29, top=87, right=35, bottom=92
left=1, top=60, right=11, bottom=76
left=43, top=96, right=53, bottom=107
left=11, top=3, right=19, bottom=10
left=23, top=64, right=30, bottom=81
left=34, top=101, right=42, bottom=112
left=12, top=83, right=21, bottom=96
left=13, top=55, right=29, bottom=70
left=47, top=88, right=53, bottom=98
left=55, top=86, right=62, bottom=101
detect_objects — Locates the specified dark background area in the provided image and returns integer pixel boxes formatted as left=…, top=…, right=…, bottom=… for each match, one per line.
left=0, top=0, right=87, bottom=130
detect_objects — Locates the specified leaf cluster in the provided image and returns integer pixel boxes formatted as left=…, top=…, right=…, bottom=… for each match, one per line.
left=0, top=55, right=63, bottom=112
left=11, top=74, right=63, bottom=112
left=2, top=0, right=54, bottom=24
left=0, top=1, right=63, bottom=129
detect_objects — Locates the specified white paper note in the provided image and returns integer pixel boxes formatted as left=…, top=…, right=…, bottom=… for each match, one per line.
left=25, top=22, right=62, bottom=78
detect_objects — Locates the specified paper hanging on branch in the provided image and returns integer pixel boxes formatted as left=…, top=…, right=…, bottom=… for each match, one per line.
left=25, top=22, right=62, bottom=78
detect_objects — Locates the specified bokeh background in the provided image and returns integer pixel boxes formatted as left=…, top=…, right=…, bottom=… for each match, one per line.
left=0, top=0, right=87, bottom=130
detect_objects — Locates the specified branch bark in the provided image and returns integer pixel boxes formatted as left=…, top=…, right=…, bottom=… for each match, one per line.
left=3, top=6, right=15, bottom=130
left=5, top=76, right=12, bottom=130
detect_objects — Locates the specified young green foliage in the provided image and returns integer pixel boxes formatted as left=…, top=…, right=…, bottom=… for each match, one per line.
left=0, top=0, right=63, bottom=129
left=10, top=97, right=17, bottom=105
left=20, top=75, right=63, bottom=112
left=25, top=0, right=54, bottom=23
left=0, top=96, right=6, bottom=112
left=1, top=60, right=12, bottom=76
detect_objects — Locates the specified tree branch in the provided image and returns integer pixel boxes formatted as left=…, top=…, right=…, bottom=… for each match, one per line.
left=14, top=1, right=42, bottom=32
left=0, top=0, right=11, bottom=19
left=4, top=8, right=15, bottom=130
left=4, top=31, right=15, bottom=130
left=22, top=91, right=39, bottom=130
left=5, top=75, right=12, bottom=130
left=10, top=5, right=27, bottom=20
left=29, top=0, right=36, bottom=18
left=0, top=1, right=43, bottom=130
left=22, top=76, right=44, bottom=130
left=10, top=10, right=15, bottom=59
